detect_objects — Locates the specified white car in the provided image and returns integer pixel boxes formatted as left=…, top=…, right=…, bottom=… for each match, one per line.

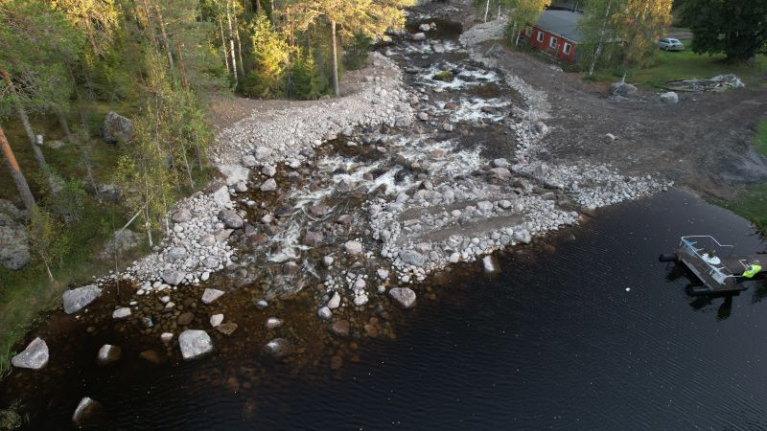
left=658, top=38, right=685, bottom=51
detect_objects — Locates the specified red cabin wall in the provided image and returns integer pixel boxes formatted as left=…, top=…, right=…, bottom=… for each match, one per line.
left=521, top=26, right=577, bottom=64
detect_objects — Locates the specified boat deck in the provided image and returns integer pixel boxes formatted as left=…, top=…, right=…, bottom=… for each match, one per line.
left=675, top=247, right=747, bottom=294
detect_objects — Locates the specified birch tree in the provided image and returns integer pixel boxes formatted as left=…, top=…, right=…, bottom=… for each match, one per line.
left=508, top=0, right=551, bottom=46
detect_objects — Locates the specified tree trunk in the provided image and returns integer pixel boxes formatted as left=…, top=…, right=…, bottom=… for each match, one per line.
left=176, top=42, right=190, bottom=91
left=226, top=0, right=239, bottom=86
left=484, top=0, right=490, bottom=23
left=2, top=71, right=54, bottom=189
left=140, top=0, right=158, bottom=47
left=589, top=0, right=613, bottom=76
left=0, top=125, right=36, bottom=211
left=515, top=22, right=522, bottom=46
left=55, top=106, right=72, bottom=141
left=331, top=20, right=340, bottom=96
left=217, top=2, right=231, bottom=73
left=233, top=7, right=245, bottom=78
left=153, top=1, right=174, bottom=69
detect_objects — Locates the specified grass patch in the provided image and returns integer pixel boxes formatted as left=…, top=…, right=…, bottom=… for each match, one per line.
left=433, top=70, right=455, bottom=82
left=587, top=40, right=767, bottom=89
left=755, top=119, right=767, bottom=157
left=0, top=198, right=131, bottom=379
left=720, top=183, right=767, bottom=235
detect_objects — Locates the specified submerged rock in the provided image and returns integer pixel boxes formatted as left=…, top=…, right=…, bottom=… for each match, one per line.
left=178, top=330, right=214, bottom=361
left=389, top=287, right=417, bottom=309
left=63, top=285, right=102, bottom=314
left=263, top=338, right=293, bottom=359
left=201, top=288, right=225, bottom=304
left=72, top=397, right=101, bottom=427
left=11, top=337, right=49, bottom=370
left=330, top=320, right=350, bottom=337
left=216, top=323, right=238, bottom=336
left=97, top=344, right=122, bottom=366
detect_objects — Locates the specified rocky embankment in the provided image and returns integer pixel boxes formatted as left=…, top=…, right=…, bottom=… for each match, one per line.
left=14, top=12, right=672, bottom=379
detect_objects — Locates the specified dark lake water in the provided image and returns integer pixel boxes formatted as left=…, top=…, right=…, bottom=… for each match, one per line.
left=4, top=189, right=767, bottom=430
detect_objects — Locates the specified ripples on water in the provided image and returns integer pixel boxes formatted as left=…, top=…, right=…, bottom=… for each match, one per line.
left=5, top=190, right=767, bottom=430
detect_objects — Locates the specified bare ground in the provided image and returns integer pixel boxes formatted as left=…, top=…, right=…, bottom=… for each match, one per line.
left=484, top=44, right=767, bottom=199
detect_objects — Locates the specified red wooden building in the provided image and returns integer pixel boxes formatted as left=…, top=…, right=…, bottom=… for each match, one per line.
left=521, top=10, right=583, bottom=65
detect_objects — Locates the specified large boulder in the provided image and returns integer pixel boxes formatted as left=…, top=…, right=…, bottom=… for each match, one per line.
left=162, top=270, right=186, bottom=286
left=660, top=91, right=679, bottom=105
left=97, top=230, right=141, bottom=261
left=11, top=337, right=49, bottom=370
left=63, top=285, right=102, bottom=314
left=178, top=330, right=214, bottom=360
left=103, top=111, right=134, bottom=144
left=389, top=287, right=417, bottom=309
left=0, top=222, right=30, bottom=270
left=217, top=164, right=250, bottom=186
left=218, top=209, right=244, bottom=229
left=609, top=82, right=638, bottom=98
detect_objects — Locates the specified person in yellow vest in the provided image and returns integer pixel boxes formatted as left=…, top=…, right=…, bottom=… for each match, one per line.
left=743, top=262, right=762, bottom=279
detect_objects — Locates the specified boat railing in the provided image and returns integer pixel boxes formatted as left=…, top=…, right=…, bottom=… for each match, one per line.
left=680, top=235, right=736, bottom=257
left=680, top=236, right=741, bottom=284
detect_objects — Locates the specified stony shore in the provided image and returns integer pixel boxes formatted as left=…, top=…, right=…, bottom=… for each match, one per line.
left=14, top=12, right=672, bottom=374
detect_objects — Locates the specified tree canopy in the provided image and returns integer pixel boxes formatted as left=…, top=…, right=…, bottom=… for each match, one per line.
left=681, top=0, right=767, bottom=62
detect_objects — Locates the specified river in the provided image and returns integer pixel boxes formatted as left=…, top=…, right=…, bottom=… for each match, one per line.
left=2, top=189, right=766, bottom=430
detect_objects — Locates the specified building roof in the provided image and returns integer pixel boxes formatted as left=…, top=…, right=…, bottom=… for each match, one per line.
left=534, top=10, right=583, bottom=43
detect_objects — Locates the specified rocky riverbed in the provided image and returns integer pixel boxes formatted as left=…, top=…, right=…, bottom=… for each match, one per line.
left=7, top=8, right=674, bottom=407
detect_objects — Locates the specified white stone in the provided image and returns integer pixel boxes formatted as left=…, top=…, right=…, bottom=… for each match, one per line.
left=389, top=287, right=417, bottom=309
left=318, top=306, right=333, bottom=320
left=210, top=314, right=224, bottom=327
left=112, top=307, right=132, bottom=320
left=178, top=330, right=214, bottom=360
left=327, top=291, right=342, bottom=309
left=11, top=337, right=49, bottom=370
left=201, top=288, right=225, bottom=304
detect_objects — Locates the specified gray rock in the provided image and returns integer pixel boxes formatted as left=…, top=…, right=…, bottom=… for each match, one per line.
left=72, top=397, right=101, bottom=427
left=0, top=223, right=30, bottom=270
left=477, top=201, right=494, bottom=212
left=535, top=121, right=549, bottom=134
left=166, top=247, right=187, bottom=263
left=162, top=270, right=186, bottom=286
left=413, top=32, right=426, bottom=41
left=389, top=287, right=417, bottom=309
left=262, top=165, right=277, bottom=177
left=255, top=146, right=272, bottom=160
left=344, top=240, right=363, bottom=254
left=396, top=116, right=413, bottom=128
left=63, top=285, right=102, bottom=314
left=660, top=91, right=679, bottom=104
left=443, top=123, right=455, bottom=132
left=327, top=291, right=341, bottom=309
left=513, top=229, right=532, bottom=244
left=201, top=288, right=225, bottom=304
left=210, top=314, right=224, bottom=327
left=220, top=165, right=252, bottom=187
left=112, top=307, right=132, bottom=320
left=610, top=82, right=638, bottom=98
left=302, top=231, right=324, bottom=247
left=218, top=209, right=244, bottom=229
left=11, top=337, right=48, bottom=370
left=98, top=229, right=141, bottom=261
left=399, top=250, right=426, bottom=267
left=318, top=306, right=333, bottom=320
left=103, top=111, right=134, bottom=143
left=97, top=344, right=122, bottom=366
left=199, top=234, right=216, bottom=247
left=418, top=112, right=429, bottom=121
left=263, top=338, right=293, bottom=359
left=265, top=317, right=283, bottom=330
left=260, top=178, right=278, bottom=192
left=178, top=330, right=214, bottom=361
left=172, top=209, right=192, bottom=223
left=493, top=158, right=510, bottom=168
left=212, top=185, right=231, bottom=208
left=489, top=167, right=511, bottom=180
left=242, top=155, right=258, bottom=168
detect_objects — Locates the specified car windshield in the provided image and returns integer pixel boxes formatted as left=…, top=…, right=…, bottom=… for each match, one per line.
left=669, top=39, right=681, bottom=44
